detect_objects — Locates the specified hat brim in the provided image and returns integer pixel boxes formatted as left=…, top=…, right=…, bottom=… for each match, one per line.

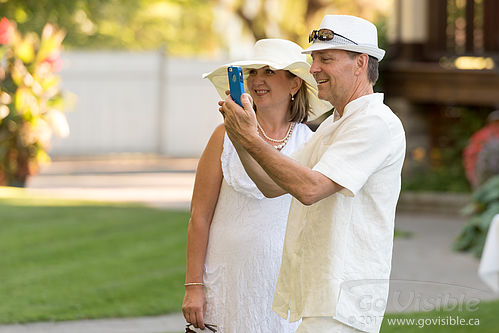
left=203, top=60, right=332, bottom=120
left=302, top=40, right=385, bottom=61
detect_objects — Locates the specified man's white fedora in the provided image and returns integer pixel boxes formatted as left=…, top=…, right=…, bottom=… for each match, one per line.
left=203, top=39, right=332, bottom=118
left=303, top=15, right=385, bottom=61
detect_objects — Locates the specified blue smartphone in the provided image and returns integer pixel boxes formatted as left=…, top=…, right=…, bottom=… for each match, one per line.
left=228, top=66, right=245, bottom=107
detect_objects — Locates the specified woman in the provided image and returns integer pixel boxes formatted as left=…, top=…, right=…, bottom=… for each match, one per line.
left=182, top=39, right=331, bottom=332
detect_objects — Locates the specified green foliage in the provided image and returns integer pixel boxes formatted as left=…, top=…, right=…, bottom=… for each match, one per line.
left=402, top=107, right=490, bottom=193
left=375, top=15, right=389, bottom=92
left=0, top=188, right=189, bottom=323
left=394, top=228, right=412, bottom=239
left=0, top=17, right=71, bottom=186
left=402, top=165, right=472, bottom=193
left=234, top=0, right=389, bottom=48
left=0, top=0, right=390, bottom=56
left=453, top=175, right=499, bottom=257
left=0, top=0, right=220, bottom=55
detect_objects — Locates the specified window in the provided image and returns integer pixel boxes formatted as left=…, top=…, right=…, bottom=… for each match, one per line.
left=428, top=0, right=499, bottom=57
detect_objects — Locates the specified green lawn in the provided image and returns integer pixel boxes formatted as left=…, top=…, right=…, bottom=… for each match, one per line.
left=1, top=187, right=498, bottom=332
left=382, top=299, right=499, bottom=332
left=0, top=187, right=188, bottom=324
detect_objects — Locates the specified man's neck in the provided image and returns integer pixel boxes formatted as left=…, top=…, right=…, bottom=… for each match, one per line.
left=334, top=84, right=374, bottom=117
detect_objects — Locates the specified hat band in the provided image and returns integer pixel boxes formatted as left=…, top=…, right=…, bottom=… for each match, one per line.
left=308, top=29, right=358, bottom=45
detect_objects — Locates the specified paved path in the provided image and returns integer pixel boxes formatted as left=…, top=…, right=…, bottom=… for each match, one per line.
left=389, top=212, right=493, bottom=312
left=0, top=157, right=496, bottom=332
left=25, top=156, right=198, bottom=210
left=0, top=313, right=184, bottom=333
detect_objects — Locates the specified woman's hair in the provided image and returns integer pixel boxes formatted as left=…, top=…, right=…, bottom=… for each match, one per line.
left=285, top=71, right=310, bottom=123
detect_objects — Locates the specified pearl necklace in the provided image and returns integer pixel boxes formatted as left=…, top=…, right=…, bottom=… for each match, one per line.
left=257, top=122, right=295, bottom=150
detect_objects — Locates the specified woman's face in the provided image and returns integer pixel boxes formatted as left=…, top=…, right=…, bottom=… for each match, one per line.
left=245, top=66, right=299, bottom=110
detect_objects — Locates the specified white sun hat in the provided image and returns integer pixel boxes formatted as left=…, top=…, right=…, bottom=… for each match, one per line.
left=203, top=38, right=332, bottom=119
left=303, top=15, right=385, bottom=61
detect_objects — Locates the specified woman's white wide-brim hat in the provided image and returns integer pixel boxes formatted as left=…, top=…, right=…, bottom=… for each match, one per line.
left=203, top=39, right=332, bottom=119
left=302, top=15, right=385, bottom=61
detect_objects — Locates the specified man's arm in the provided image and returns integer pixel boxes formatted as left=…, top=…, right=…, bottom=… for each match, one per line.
left=221, top=94, right=343, bottom=205
left=229, top=138, right=288, bottom=197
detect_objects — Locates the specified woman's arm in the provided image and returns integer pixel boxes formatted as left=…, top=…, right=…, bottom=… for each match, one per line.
left=182, top=124, right=225, bottom=330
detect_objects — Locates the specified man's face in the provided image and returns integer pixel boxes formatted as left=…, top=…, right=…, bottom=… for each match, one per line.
left=310, top=49, right=357, bottom=105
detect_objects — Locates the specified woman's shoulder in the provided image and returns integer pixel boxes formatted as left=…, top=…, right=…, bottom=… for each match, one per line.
left=279, top=122, right=313, bottom=155
left=295, top=122, right=313, bottom=132
left=212, top=123, right=226, bottom=139
left=293, top=122, right=314, bottom=140
left=198, top=124, right=226, bottom=166
left=204, top=123, right=226, bottom=151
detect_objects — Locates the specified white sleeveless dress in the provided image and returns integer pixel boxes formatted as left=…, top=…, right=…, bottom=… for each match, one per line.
left=202, top=123, right=313, bottom=333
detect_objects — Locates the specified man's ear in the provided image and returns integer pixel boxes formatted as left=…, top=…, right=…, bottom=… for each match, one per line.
left=355, top=53, right=369, bottom=76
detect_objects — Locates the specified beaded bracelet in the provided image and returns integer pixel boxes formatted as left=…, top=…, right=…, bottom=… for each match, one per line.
left=184, top=282, right=204, bottom=287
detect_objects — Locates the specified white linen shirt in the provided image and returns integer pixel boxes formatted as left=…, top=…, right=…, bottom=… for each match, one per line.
left=272, top=93, right=406, bottom=333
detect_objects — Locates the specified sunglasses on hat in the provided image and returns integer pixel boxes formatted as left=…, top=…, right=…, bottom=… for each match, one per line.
left=308, top=29, right=358, bottom=45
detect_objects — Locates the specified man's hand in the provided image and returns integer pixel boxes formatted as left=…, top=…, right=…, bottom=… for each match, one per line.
left=219, top=91, right=259, bottom=147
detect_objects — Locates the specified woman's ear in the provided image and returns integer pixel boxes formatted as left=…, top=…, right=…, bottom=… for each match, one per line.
left=290, top=76, right=303, bottom=95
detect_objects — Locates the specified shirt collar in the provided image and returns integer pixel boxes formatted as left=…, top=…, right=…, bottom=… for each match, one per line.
left=336, top=93, right=384, bottom=121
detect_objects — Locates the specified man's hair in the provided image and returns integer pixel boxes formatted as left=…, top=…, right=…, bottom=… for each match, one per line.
left=345, top=51, right=379, bottom=85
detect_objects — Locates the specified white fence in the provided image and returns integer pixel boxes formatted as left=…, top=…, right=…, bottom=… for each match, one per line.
left=50, top=51, right=226, bottom=157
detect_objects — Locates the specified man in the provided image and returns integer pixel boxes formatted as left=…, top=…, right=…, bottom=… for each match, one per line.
left=220, top=15, right=406, bottom=333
